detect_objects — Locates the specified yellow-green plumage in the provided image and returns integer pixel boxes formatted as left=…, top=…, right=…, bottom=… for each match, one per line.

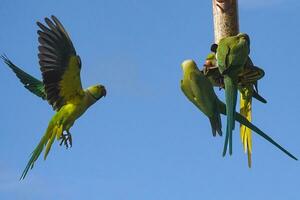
left=181, top=60, right=222, bottom=136
left=216, top=33, right=250, bottom=156
left=180, top=59, right=297, bottom=162
left=239, top=58, right=266, bottom=167
left=201, top=45, right=267, bottom=166
left=2, top=15, right=107, bottom=180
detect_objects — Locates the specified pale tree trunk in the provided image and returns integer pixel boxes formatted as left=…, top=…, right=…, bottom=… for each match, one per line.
left=212, top=0, right=252, bottom=167
left=212, top=0, right=239, bottom=43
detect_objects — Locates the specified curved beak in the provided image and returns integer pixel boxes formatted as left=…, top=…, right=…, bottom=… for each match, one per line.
left=102, top=88, right=107, bottom=97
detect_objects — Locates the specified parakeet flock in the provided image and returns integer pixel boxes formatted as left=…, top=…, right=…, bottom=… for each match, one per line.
left=1, top=16, right=297, bottom=179
left=181, top=34, right=297, bottom=166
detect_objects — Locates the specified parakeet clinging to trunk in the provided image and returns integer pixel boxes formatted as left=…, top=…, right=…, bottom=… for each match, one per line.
left=1, top=15, right=107, bottom=179
left=203, top=43, right=267, bottom=166
left=216, top=33, right=250, bottom=156
left=203, top=45, right=224, bottom=89
left=180, top=59, right=297, bottom=161
left=238, top=58, right=266, bottom=167
left=202, top=43, right=266, bottom=103
left=181, top=59, right=222, bottom=137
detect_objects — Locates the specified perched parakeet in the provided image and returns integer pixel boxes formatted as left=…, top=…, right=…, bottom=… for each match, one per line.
left=180, top=59, right=297, bottom=161
left=216, top=33, right=250, bottom=156
left=203, top=52, right=224, bottom=89
left=181, top=60, right=222, bottom=137
left=203, top=44, right=266, bottom=103
left=1, top=15, right=107, bottom=179
left=238, top=58, right=266, bottom=167
left=203, top=43, right=267, bottom=166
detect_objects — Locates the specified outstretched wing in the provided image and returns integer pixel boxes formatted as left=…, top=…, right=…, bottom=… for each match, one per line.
left=1, top=55, right=46, bottom=99
left=37, top=15, right=84, bottom=110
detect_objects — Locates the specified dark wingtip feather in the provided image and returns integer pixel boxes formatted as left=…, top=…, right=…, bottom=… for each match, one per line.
left=51, top=15, right=59, bottom=22
left=1, top=54, right=10, bottom=64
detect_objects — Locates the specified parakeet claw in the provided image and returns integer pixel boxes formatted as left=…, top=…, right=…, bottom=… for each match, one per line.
left=59, top=131, right=72, bottom=149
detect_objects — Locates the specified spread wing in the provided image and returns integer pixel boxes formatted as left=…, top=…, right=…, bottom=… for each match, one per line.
left=1, top=55, right=46, bottom=99
left=37, top=15, right=84, bottom=111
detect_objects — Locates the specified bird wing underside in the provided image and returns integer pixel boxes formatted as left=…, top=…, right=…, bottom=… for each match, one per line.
left=37, top=15, right=84, bottom=110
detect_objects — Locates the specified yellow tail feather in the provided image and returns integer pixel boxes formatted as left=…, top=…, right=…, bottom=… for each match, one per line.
left=20, top=115, right=64, bottom=179
left=240, top=95, right=252, bottom=167
left=44, top=124, right=63, bottom=160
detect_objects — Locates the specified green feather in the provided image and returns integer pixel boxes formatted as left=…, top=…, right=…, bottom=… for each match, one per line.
left=223, top=77, right=237, bottom=156
left=20, top=120, right=55, bottom=180
left=20, top=131, right=50, bottom=180
left=1, top=55, right=46, bottom=99
left=235, top=111, right=297, bottom=160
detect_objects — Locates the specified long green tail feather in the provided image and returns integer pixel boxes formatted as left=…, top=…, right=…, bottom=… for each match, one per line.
left=218, top=101, right=297, bottom=160
left=20, top=121, right=58, bottom=180
left=20, top=129, right=52, bottom=180
left=223, top=77, right=238, bottom=156
left=235, top=112, right=297, bottom=160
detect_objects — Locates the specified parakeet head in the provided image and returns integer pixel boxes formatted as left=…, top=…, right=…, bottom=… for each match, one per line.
left=181, top=59, right=198, bottom=72
left=204, top=53, right=216, bottom=68
left=238, top=33, right=250, bottom=46
left=210, top=43, right=218, bottom=53
left=86, top=84, right=107, bottom=100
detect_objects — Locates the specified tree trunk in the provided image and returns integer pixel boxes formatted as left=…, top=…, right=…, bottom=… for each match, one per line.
left=212, top=0, right=239, bottom=43
left=212, top=0, right=252, bottom=167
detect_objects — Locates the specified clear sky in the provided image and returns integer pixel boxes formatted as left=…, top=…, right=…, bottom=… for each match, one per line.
left=0, top=0, right=299, bottom=199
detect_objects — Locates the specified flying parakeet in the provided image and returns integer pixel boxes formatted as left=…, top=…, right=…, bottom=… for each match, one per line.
left=1, top=15, right=107, bottom=179
left=216, top=33, right=250, bottom=156
left=180, top=59, right=297, bottom=161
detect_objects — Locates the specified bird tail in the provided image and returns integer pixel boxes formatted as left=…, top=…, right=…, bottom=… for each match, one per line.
left=252, top=91, right=267, bottom=104
left=223, top=77, right=237, bottom=156
left=20, top=115, right=63, bottom=180
left=235, top=112, right=298, bottom=161
left=209, top=114, right=222, bottom=137
left=240, top=94, right=252, bottom=167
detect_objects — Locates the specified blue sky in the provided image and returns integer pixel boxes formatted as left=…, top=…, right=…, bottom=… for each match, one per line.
left=0, top=0, right=300, bottom=199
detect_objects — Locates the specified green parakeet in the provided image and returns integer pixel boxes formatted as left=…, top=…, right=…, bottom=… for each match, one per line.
left=239, top=58, right=266, bottom=167
left=181, top=60, right=222, bottom=137
left=1, top=15, right=107, bottom=179
left=203, top=51, right=224, bottom=89
left=203, top=44, right=266, bottom=103
left=216, top=33, right=250, bottom=156
left=180, top=59, right=297, bottom=161
left=203, top=44, right=266, bottom=166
